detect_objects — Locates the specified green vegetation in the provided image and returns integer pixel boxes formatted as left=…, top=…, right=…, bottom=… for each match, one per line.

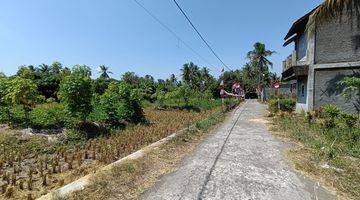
left=0, top=42, right=268, bottom=199
left=272, top=104, right=359, bottom=199
left=0, top=42, right=277, bottom=131
left=339, top=75, right=360, bottom=116
left=59, top=65, right=93, bottom=121
left=66, top=110, right=227, bottom=200
left=311, top=0, right=360, bottom=28
left=195, top=111, right=225, bottom=131
left=268, top=95, right=296, bottom=114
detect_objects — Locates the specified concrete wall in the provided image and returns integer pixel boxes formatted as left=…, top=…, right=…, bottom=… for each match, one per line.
left=315, top=10, right=360, bottom=64
left=313, top=67, right=360, bottom=113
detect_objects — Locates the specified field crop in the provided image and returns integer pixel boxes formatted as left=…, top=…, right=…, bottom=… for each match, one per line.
left=0, top=107, right=220, bottom=199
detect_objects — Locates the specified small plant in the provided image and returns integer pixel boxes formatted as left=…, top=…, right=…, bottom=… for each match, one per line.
left=322, top=105, right=341, bottom=119
left=341, top=113, right=358, bottom=128
left=320, top=105, right=341, bottom=129
left=268, top=97, right=295, bottom=113
left=305, top=111, right=314, bottom=123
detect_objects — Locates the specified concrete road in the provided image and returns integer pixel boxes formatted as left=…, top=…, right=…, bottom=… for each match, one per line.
left=142, top=100, right=335, bottom=200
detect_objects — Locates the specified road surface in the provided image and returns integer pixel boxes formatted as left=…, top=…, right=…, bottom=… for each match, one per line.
left=142, top=100, right=335, bottom=200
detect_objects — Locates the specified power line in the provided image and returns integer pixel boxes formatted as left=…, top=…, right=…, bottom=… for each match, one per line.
left=132, top=0, right=218, bottom=71
left=172, top=0, right=231, bottom=71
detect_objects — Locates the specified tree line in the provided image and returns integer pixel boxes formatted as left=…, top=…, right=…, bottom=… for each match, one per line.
left=0, top=42, right=279, bottom=128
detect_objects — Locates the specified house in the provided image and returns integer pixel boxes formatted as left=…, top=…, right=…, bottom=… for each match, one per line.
left=282, top=6, right=360, bottom=113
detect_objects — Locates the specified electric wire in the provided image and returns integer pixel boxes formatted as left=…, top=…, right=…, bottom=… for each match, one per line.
left=172, top=0, right=231, bottom=71
left=133, top=0, right=219, bottom=71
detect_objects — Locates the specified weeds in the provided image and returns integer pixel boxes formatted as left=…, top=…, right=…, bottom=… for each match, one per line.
left=65, top=111, right=226, bottom=200
left=0, top=107, right=221, bottom=199
left=272, top=111, right=360, bottom=199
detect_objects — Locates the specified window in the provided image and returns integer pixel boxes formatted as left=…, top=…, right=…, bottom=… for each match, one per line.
left=301, top=84, right=305, bottom=97
left=296, top=33, right=308, bottom=60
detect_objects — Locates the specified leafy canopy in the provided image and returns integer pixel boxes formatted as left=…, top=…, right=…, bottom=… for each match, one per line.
left=59, top=65, right=93, bottom=121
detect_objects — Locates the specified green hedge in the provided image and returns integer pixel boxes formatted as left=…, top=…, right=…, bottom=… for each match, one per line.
left=269, top=97, right=296, bottom=113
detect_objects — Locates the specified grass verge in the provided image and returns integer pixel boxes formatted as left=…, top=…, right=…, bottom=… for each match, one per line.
left=61, top=111, right=226, bottom=200
left=269, top=114, right=359, bottom=200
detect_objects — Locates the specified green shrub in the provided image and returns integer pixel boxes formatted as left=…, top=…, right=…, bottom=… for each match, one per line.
left=318, top=118, right=336, bottom=129
left=340, top=113, right=358, bottom=128
left=98, top=82, right=123, bottom=126
left=65, top=130, right=86, bottom=145
left=2, top=105, right=26, bottom=126
left=29, top=103, right=70, bottom=129
left=118, top=83, right=145, bottom=124
left=268, top=99, right=279, bottom=113
left=279, top=98, right=296, bottom=112
left=268, top=98, right=295, bottom=113
left=319, top=105, right=341, bottom=129
left=59, top=65, right=93, bottom=121
left=322, top=105, right=341, bottom=119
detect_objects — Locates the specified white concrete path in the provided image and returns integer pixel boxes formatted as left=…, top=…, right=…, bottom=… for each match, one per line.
left=142, top=100, right=334, bottom=200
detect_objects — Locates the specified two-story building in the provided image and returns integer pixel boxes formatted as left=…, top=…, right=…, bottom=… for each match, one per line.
left=282, top=5, right=360, bottom=113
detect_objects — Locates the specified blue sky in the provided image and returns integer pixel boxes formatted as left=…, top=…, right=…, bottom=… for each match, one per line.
left=0, top=0, right=323, bottom=79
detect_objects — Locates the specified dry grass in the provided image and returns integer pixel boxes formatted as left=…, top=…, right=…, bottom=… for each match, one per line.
left=0, top=107, right=221, bottom=200
left=269, top=115, right=360, bottom=200
left=63, top=111, right=226, bottom=200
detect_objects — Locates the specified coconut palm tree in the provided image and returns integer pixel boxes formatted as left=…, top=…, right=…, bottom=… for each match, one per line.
left=312, top=0, right=360, bottom=26
left=247, top=42, right=275, bottom=101
left=99, top=65, right=112, bottom=79
left=242, top=63, right=253, bottom=80
left=169, top=74, right=177, bottom=86
left=38, top=64, right=50, bottom=73
left=201, top=67, right=211, bottom=80
left=247, top=42, right=275, bottom=83
left=181, top=62, right=201, bottom=89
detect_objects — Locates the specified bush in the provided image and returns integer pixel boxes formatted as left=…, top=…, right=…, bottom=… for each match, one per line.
left=268, top=97, right=296, bottom=113
left=59, top=65, right=93, bottom=121
left=341, top=113, right=358, bottom=128
left=318, top=105, right=341, bottom=129
left=279, top=98, right=296, bottom=112
left=322, top=105, right=341, bottom=119
left=29, top=103, right=70, bottom=129
left=98, top=82, right=123, bottom=126
left=65, top=130, right=86, bottom=145
left=118, top=83, right=145, bottom=124
left=268, top=99, right=279, bottom=113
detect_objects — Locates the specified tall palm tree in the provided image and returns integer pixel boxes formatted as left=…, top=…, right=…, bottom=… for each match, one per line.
left=311, top=0, right=360, bottom=26
left=247, top=42, right=275, bottom=84
left=181, top=62, right=201, bottom=88
left=247, top=42, right=275, bottom=101
left=169, top=74, right=177, bottom=86
left=38, top=64, right=50, bottom=73
left=99, top=65, right=112, bottom=79
left=201, top=67, right=211, bottom=80
left=242, top=63, right=253, bottom=80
